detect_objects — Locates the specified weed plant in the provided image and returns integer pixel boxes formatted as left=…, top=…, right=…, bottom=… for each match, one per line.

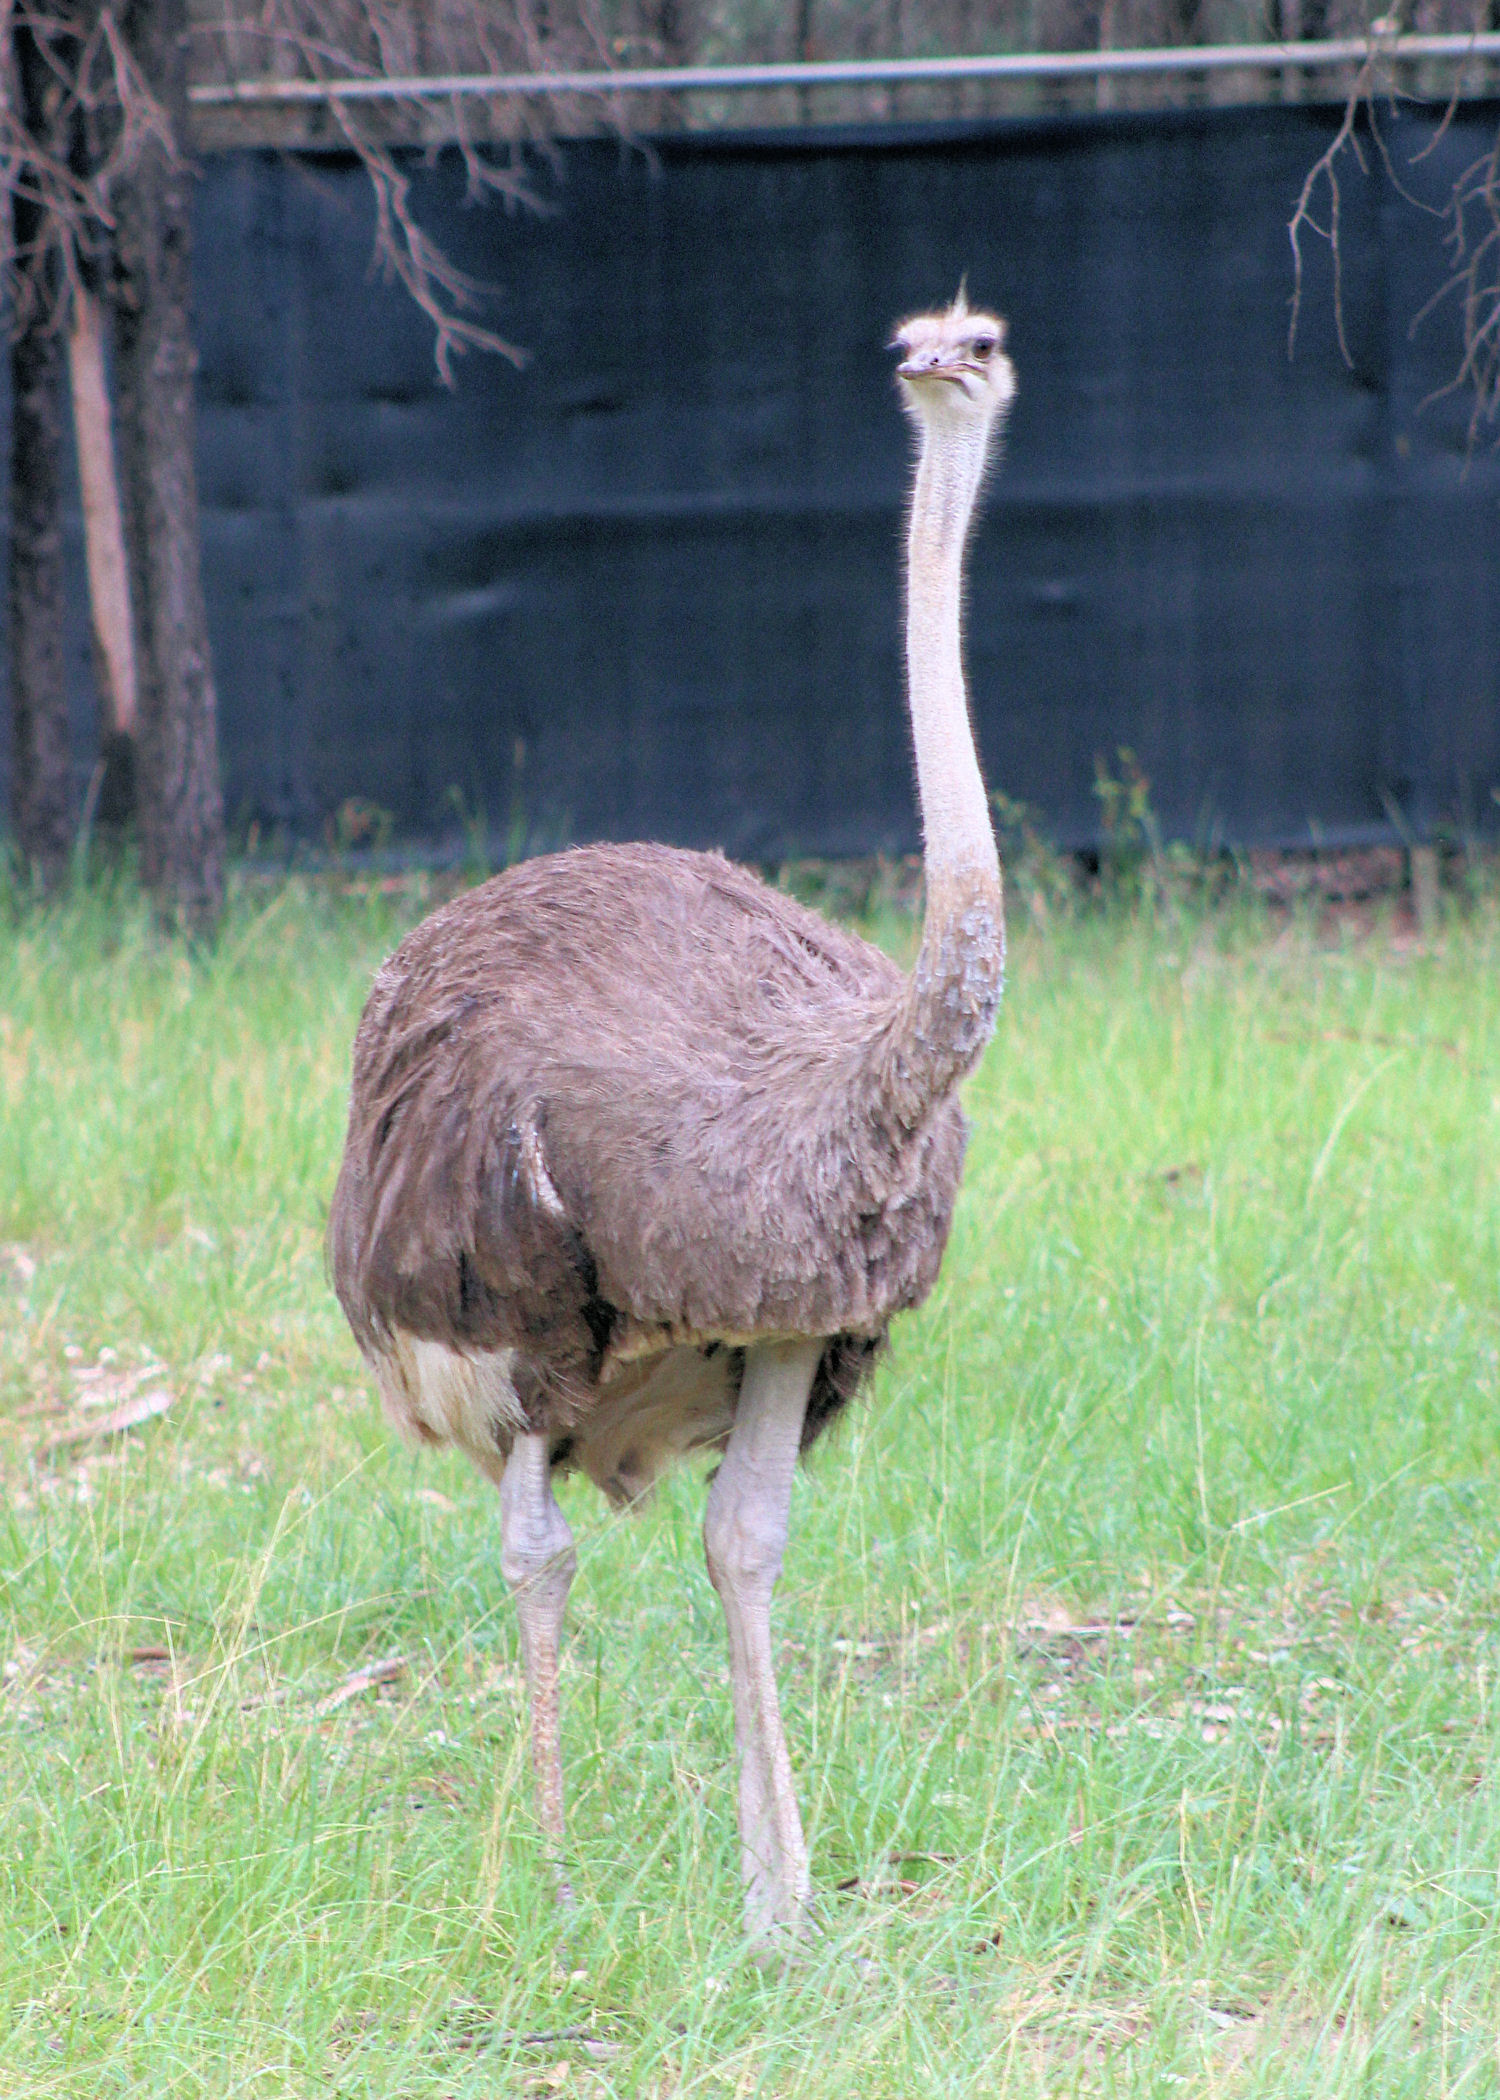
left=0, top=865, right=1497, bottom=2095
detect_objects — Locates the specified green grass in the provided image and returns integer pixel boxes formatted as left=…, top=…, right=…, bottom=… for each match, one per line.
left=1, top=868, right=1498, bottom=2096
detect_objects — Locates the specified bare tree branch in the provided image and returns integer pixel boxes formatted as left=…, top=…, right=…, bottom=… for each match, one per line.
left=1285, top=16, right=1500, bottom=442
left=0, top=3, right=173, bottom=336
left=191, top=2, right=628, bottom=381
left=1412, top=131, right=1500, bottom=438
left=1288, top=51, right=1377, bottom=366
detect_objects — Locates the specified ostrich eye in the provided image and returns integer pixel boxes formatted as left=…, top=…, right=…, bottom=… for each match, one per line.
left=970, top=337, right=996, bottom=360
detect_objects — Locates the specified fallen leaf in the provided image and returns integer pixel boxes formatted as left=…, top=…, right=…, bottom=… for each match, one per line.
left=415, top=1488, right=457, bottom=1515
left=44, top=1388, right=172, bottom=1450
left=72, top=1360, right=167, bottom=1411
left=3, top=1645, right=40, bottom=1685
left=438, top=2010, right=611, bottom=2058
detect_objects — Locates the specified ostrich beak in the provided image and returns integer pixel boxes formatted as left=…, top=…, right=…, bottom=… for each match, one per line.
left=897, top=348, right=973, bottom=388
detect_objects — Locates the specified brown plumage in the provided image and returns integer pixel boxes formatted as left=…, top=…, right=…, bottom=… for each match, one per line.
left=329, top=842, right=969, bottom=1500
left=327, top=289, right=1017, bottom=1952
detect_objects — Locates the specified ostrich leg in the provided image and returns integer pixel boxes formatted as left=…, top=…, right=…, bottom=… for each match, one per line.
left=704, top=1337, right=822, bottom=1951
left=500, top=1433, right=578, bottom=1903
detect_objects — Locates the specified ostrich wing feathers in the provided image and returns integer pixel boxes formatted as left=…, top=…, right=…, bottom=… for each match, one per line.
left=329, top=843, right=969, bottom=1390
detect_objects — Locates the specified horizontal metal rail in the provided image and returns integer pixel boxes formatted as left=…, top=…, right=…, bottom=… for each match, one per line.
left=189, top=32, right=1500, bottom=106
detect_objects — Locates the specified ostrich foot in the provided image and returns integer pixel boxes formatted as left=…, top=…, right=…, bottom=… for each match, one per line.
left=500, top=1432, right=578, bottom=1908
left=704, top=1337, right=823, bottom=1955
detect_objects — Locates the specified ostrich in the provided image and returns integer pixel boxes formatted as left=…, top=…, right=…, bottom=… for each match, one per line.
left=328, top=290, right=1016, bottom=1951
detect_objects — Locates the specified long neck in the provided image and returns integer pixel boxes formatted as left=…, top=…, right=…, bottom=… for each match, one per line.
left=890, top=417, right=1005, bottom=1123
left=907, top=423, right=1000, bottom=899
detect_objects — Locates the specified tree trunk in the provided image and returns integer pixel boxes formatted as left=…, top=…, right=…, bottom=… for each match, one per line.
left=9, top=297, right=72, bottom=888
left=7, top=27, right=72, bottom=889
left=68, top=285, right=139, bottom=834
left=61, top=2, right=140, bottom=840
left=111, top=0, right=224, bottom=935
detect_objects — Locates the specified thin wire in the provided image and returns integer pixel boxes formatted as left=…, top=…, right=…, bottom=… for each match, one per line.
left=188, top=31, right=1500, bottom=106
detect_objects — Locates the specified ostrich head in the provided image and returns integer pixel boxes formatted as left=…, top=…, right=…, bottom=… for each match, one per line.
left=893, top=288, right=1016, bottom=436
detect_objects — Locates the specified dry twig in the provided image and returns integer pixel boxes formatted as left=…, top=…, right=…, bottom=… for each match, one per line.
left=193, top=2, right=623, bottom=380
left=0, top=2, right=173, bottom=334
left=1288, top=29, right=1500, bottom=443
left=315, top=1653, right=406, bottom=1713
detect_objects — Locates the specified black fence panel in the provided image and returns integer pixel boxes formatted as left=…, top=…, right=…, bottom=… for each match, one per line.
left=4, top=101, right=1499, bottom=858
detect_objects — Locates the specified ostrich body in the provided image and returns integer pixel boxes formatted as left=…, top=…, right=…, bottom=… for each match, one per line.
left=329, top=293, right=1016, bottom=1948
